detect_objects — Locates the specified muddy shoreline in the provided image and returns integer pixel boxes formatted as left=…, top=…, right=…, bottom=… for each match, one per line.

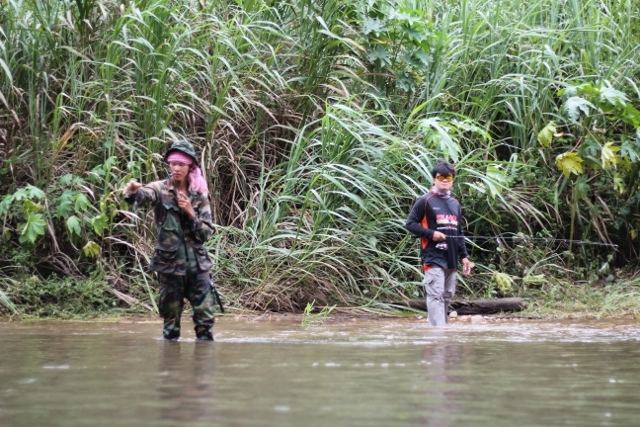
left=2, top=309, right=639, bottom=325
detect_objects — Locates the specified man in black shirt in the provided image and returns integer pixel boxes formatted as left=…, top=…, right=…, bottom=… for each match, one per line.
left=405, top=161, right=473, bottom=326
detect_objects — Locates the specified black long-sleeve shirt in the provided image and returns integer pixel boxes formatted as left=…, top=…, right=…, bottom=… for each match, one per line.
left=405, top=191, right=468, bottom=270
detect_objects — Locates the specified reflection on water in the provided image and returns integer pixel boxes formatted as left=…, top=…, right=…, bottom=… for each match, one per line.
left=156, top=343, right=218, bottom=424
left=0, top=317, right=639, bottom=427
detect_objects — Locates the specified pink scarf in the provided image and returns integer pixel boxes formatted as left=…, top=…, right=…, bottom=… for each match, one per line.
left=166, top=152, right=209, bottom=196
left=431, top=186, right=451, bottom=199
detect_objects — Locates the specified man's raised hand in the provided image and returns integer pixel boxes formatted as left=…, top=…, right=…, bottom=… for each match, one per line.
left=176, top=191, right=196, bottom=219
left=123, top=180, right=142, bottom=196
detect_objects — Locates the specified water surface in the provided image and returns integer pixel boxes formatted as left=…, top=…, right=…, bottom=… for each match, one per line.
left=1, top=316, right=639, bottom=427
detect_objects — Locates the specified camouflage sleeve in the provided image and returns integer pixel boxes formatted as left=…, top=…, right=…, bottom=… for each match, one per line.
left=124, top=181, right=162, bottom=208
left=187, top=194, right=214, bottom=243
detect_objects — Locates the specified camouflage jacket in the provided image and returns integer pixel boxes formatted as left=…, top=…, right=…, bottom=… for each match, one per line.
left=125, top=179, right=214, bottom=275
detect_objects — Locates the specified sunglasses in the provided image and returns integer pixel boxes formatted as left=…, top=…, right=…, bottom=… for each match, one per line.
left=435, top=174, right=454, bottom=182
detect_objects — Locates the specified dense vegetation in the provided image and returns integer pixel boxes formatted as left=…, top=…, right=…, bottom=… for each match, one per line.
left=1, top=0, right=639, bottom=317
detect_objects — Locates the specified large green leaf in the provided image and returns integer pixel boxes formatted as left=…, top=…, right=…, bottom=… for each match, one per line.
left=21, top=199, right=42, bottom=215
left=555, top=152, right=584, bottom=177
left=91, top=214, right=108, bottom=236
left=362, top=18, right=385, bottom=35
left=537, top=121, right=556, bottom=148
left=613, top=174, right=625, bottom=194
left=66, top=215, right=82, bottom=237
left=564, top=96, right=594, bottom=122
left=0, top=195, right=14, bottom=216
left=483, top=164, right=509, bottom=197
left=367, top=46, right=390, bottom=65
left=13, top=185, right=45, bottom=202
left=621, top=139, right=640, bottom=163
left=19, top=213, right=47, bottom=245
left=599, top=86, right=627, bottom=107
left=419, top=117, right=460, bottom=162
left=55, top=190, right=76, bottom=218
left=621, top=105, right=640, bottom=127
left=83, top=241, right=101, bottom=258
left=451, top=119, right=491, bottom=142
left=601, top=142, right=620, bottom=169
left=25, top=185, right=45, bottom=200
left=74, top=193, right=91, bottom=213
left=59, top=174, right=84, bottom=187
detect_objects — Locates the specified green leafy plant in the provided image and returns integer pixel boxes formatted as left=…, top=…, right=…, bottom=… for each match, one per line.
left=302, top=300, right=336, bottom=328
left=0, top=278, right=19, bottom=316
left=359, top=3, right=447, bottom=98
left=0, top=185, right=47, bottom=245
left=538, top=82, right=640, bottom=251
left=5, top=274, right=114, bottom=318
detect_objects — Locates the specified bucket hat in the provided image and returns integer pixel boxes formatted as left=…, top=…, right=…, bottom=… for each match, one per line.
left=164, top=138, right=198, bottom=165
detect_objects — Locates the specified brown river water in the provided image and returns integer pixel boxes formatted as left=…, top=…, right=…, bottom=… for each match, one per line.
left=1, top=316, right=639, bottom=427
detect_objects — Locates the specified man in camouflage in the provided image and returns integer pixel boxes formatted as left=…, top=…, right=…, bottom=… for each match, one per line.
left=123, top=139, right=217, bottom=341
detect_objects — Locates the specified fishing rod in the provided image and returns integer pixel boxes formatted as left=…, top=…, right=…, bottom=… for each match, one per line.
left=444, top=234, right=619, bottom=249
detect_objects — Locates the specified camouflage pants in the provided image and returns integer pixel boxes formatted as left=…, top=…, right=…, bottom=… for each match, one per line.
left=157, top=271, right=215, bottom=340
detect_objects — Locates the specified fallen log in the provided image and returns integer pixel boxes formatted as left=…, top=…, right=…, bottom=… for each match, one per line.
left=398, top=297, right=527, bottom=315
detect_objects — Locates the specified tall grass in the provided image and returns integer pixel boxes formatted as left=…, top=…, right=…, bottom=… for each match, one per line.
left=1, top=0, right=638, bottom=313
left=0, top=280, right=19, bottom=315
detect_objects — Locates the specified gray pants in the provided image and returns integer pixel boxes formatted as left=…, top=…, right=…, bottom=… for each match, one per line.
left=423, top=268, right=457, bottom=326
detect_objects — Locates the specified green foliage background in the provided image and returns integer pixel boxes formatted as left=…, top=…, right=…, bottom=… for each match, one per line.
left=1, top=0, right=639, bottom=316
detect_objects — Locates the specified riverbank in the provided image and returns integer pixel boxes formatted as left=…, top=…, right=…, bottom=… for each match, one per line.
left=2, top=270, right=639, bottom=321
left=2, top=304, right=639, bottom=324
